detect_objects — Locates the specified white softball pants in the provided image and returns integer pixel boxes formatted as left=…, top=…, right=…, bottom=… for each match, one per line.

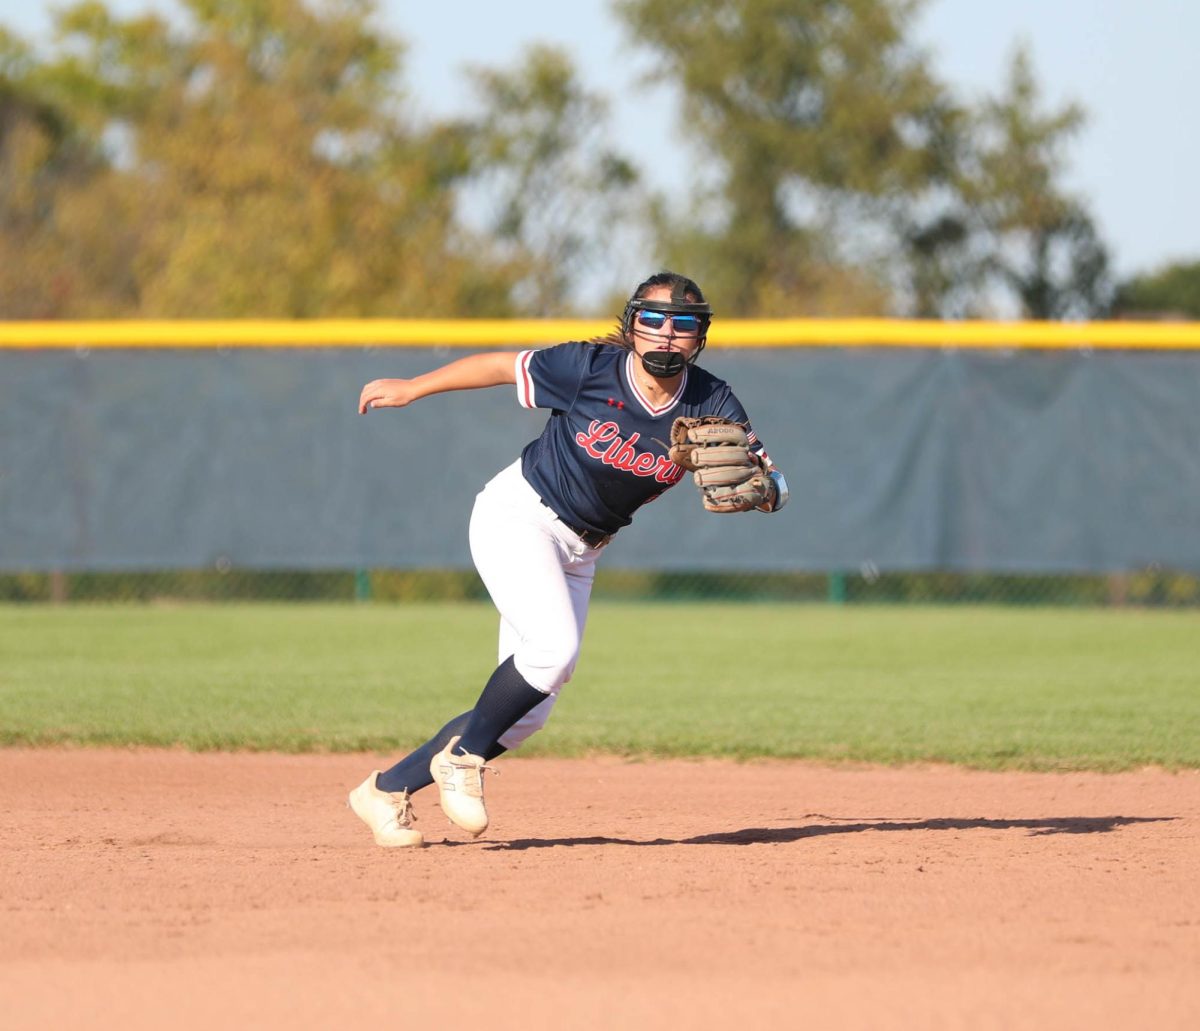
left=468, top=459, right=604, bottom=750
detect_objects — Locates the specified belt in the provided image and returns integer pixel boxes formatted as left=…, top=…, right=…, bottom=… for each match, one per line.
left=569, top=524, right=613, bottom=549
left=541, top=501, right=613, bottom=549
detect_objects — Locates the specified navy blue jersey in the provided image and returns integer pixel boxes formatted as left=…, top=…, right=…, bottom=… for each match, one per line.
left=515, top=342, right=773, bottom=536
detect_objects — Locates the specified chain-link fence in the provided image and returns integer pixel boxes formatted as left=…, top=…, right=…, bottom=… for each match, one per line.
left=4, top=322, right=1199, bottom=605
left=4, top=568, right=1199, bottom=606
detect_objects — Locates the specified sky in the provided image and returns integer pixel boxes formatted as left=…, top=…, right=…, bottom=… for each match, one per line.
left=8, top=1, right=1199, bottom=283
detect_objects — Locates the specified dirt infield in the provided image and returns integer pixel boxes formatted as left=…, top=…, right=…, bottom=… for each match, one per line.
left=1, top=749, right=1197, bottom=1030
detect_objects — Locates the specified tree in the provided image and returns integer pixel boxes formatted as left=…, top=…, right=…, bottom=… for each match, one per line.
left=463, top=44, right=640, bottom=315
left=1, top=0, right=522, bottom=317
left=963, top=44, right=1111, bottom=319
left=613, top=0, right=958, bottom=316
left=1114, top=260, right=1200, bottom=319
left=615, top=3, right=1115, bottom=320
left=0, top=27, right=139, bottom=317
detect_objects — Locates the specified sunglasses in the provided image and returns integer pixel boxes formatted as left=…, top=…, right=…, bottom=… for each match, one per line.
left=634, top=311, right=703, bottom=334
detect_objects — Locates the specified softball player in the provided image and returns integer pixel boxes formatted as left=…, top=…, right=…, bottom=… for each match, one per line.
left=349, top=271, right=788, bottom=846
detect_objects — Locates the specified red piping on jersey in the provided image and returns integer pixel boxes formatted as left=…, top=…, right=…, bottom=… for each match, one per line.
left=517, top=350, right=536, bottom=408
left=624, top=353, right=687, bottom=416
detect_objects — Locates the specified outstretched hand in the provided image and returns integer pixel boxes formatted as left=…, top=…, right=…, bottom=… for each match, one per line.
left=358, top=379, right=418, bottom=414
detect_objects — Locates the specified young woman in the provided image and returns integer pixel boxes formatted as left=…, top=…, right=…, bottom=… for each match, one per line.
left=349, top=271, right=788, bottom=846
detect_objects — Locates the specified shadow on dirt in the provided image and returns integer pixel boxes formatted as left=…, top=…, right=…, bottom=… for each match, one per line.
left=482, top=815, right=1176, bottom=850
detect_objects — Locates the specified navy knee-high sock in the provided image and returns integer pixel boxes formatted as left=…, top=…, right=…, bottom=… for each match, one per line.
left=457, top=655, right=549, bottom=758
left=376, top=712, right=507, bottom=795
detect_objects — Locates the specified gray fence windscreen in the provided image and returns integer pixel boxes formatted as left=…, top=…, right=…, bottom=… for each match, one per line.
left=2, top=347, right=1198, bottom=573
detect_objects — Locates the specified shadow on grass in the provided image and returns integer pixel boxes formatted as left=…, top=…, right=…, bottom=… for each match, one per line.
left=476, top=814, right=1176, bottom=850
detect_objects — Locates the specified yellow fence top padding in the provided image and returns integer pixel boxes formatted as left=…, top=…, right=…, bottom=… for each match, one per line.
left=1, top=318, right=1200, bottom=349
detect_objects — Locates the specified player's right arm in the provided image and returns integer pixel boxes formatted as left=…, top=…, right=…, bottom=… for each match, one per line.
left=358, top=351, right=520, bottom=414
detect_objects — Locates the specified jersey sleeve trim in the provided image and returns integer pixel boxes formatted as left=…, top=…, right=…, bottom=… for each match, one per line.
left=516, top=350, right=537, bottom=408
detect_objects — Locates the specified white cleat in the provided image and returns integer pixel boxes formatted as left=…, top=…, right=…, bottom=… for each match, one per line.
left=429, top=736, right=493, bottom=838
left=348, top=772, right=425, bottom=848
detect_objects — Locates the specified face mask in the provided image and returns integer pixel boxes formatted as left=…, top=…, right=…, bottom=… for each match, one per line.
left=640, top=349, right=687, bottom=379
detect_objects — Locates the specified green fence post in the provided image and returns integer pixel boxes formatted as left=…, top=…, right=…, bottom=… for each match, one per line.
left=828, top=571, right=846, bottom=605
left=354, top=569, right=371, bottom=602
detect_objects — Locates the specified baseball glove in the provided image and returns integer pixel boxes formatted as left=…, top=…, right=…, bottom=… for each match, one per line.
left=668, top=416, right=777, bottom=513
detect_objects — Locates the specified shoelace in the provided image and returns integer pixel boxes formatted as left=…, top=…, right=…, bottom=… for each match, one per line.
left=448, top=754, right=497, bottom=797
left=389, top=790, right=417, bottom=827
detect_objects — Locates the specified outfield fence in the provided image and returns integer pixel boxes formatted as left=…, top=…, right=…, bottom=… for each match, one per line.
left=3, top=319, right=1199, bottom=606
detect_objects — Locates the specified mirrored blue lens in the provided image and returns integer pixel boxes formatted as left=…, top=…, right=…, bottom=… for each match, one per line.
left=635, top=312, right=701, bottom=333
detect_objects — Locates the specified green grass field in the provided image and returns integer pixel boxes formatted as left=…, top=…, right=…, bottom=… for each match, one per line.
left=2, top=603, right=1197, bottom=770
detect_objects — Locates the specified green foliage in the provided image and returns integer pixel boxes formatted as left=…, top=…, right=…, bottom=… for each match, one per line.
left=0, top=0, right=1118, bottom=318
left=964, top=45, right=1111, bottom=318
left=1, top=602, right=1197, bottom=769
left=4, top=569, right=1199, bottom=606
left=614, top=2, right=1111, bottom=319
left=615, top=0, right=947, bottom=315
left=0, top=27, right=127, bottom=317
left=1115, top=259, right=1200, bottom=319
left=0, top=0, right=521, bottom=316
left=465, top=44, right=641, bottom=314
